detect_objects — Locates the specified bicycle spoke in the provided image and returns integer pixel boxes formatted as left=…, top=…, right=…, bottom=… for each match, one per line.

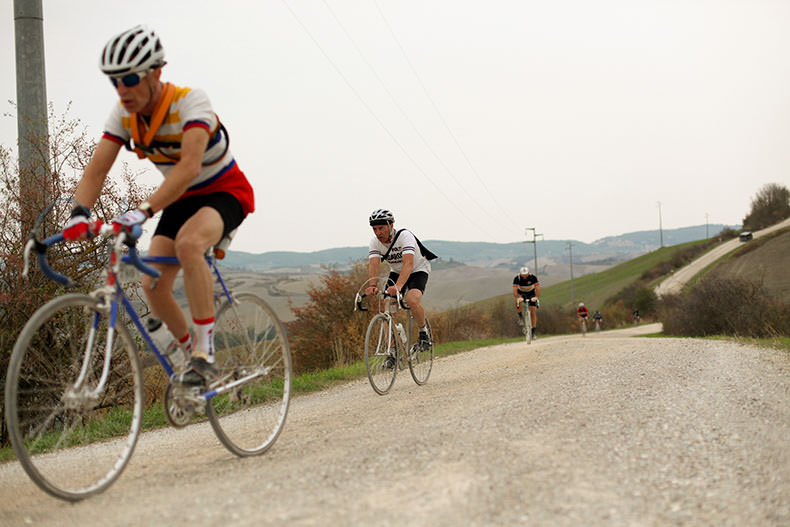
left=207, top=293, right=291, bottom=457
left=5, top=294, right=143, bottom=501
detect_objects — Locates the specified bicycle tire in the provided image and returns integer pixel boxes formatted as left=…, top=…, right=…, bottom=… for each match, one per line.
left=206, top=293, right=292, bottom=457
left=364, top=314, right=398, bottom=395
left=581, top=319, right=587, bottom=336
left=408, top=318, right=433, bottom=385
left=4, top=294, right=144, bottom=501
left=524, top=308, right=532, bottom=344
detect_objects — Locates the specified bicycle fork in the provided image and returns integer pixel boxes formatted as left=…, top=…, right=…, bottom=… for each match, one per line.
left=64, top=297, right=119, bottom=410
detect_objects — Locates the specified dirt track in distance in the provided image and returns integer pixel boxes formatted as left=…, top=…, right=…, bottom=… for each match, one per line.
left=1, top=323, right=788, bottom=526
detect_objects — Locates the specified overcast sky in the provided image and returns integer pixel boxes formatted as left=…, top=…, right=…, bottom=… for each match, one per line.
left=2, top=0, right=789, bottom=253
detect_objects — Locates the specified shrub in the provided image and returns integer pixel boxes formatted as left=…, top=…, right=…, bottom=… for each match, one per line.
left=0, top=104, right=154, bottom=446
left=658, top=277, right=790, bottom=337
left=287, top=262, right=369, bottom=374
left=742, top=183, right=790, bottom=231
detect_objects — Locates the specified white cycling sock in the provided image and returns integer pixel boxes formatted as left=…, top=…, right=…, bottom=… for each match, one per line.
left=193, top=316, right=215, bottom=362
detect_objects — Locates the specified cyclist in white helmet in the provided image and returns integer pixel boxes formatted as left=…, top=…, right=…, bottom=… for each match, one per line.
left=365, top=209, right=435, bottom=354
left=512, top=266, right=540, bottom=338
left=64, top=25, right=255, bottom=385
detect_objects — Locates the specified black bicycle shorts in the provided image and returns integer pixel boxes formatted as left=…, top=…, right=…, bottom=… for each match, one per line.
left=519, top=294, right=538, bottom=306
left=388, top=270, right=429, bottom=294
left=154, top=192, right=245, bottom=240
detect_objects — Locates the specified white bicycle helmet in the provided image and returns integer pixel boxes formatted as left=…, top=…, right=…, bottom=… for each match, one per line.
left=100, top=25, right=166, bottom=76
left=579, top=302, right=585, bottom=307
left=519, top=266, right=529, bottom=275
left=369, top=209, right=394, bottom=226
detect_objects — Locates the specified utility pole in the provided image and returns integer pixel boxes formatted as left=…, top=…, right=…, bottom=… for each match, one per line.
left=525, top=227, right=543, bottom=273
left=567, top=241, right=574, bottom=305
left=657, top=201, right=664, bottom=248
left=705, top=212, right=709, bottom=239
left=14, top=0, right=51, bottom=235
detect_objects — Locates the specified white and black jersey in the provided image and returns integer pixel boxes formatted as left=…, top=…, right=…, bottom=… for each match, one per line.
left=369, top=229, right=431, bottom=275
left=513, top=274, right=539, bottom=298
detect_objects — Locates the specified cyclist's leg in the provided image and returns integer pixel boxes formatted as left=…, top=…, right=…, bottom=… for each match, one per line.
left=142, top=235, right=185, bottom=337
left=529, top=300, right=538, bottom=334
left=402, top=271, right=429, bottom=328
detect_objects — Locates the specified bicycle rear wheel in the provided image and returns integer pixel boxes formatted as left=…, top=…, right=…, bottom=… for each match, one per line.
left=207, top=293, right=292, bottom=457
left=4, top=294, right=143, bottom=501
left=364, top=314, right=398, bottom=395
left=408, top=318, right=433, bottom=385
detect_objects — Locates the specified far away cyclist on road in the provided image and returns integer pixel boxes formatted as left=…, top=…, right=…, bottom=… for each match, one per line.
left=577, top=302, right=590, bottom=331
left=63, top=25, right=255, bottom=385
left=365, top=209, right=437, bottom=352
left=513, top=266, right=540, bottom=338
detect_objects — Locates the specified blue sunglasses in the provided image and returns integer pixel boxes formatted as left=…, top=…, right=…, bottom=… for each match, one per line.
left=109, top=70, right=149, bottom=88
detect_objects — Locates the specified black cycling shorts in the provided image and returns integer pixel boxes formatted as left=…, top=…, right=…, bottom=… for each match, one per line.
left=519, top=293, right=538, bottom=306
left=388, top=270, right=429, bottom=294
left=154, top=192, right=245, bottom=240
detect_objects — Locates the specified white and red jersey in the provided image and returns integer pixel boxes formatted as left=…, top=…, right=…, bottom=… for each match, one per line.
left=102, top=84, right=254, bottom=215
left=369, top=229, right=431, bottom=275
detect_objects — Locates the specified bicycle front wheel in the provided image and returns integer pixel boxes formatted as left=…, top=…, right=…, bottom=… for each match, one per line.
left=207, top=293, right=292, bottom=457
left=364, top=314, right=398, bottom=395
left=408, top=318, right=433, bottom=385
left=4, top=294, right=144, bottom=501
left=524, top=309, right=532, bottom=344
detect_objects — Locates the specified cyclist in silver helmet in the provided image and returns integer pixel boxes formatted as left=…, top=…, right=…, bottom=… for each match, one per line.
left=513, top=266, right=540, bottom=338
left=64, top=25, right=255, bottom=385
left=365, top=209, right=433, bottom=352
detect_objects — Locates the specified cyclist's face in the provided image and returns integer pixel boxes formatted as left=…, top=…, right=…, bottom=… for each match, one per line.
left=113, top=69, right=160, bottom=114
left=372, top=224, right=393, bottom=243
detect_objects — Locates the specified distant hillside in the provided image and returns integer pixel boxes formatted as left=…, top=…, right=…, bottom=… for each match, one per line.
left=707, top=227, right=790, bottom=302
left=222, top=224, right=736, bottom=273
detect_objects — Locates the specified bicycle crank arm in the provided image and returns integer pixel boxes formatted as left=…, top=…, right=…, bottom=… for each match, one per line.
left=203, top=367, right=272, bottom=399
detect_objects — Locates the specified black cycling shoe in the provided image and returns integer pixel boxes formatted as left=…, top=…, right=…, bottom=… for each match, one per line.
left=382, top=356, right=396, bottom=370
left=178, top=356, right=219, bottom=386
left=418, top=331, right=432, bottom=350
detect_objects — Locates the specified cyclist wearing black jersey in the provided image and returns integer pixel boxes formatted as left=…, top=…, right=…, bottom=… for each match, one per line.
left=512, top=266, right=540, bottom=337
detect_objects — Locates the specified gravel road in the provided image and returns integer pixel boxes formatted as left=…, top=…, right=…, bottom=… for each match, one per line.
left=1, top=324, right=788, bottom=526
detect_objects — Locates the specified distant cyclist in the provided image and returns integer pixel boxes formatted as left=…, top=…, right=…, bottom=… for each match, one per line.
left=633, top=309, right=640, bottom=325
left=577, top=302, right=590, bottom=331
left=365, top=209, right=435, bottom=361
left=512, top=266, right=540, bottom=338
left=593, top=310, right=603, bottom=330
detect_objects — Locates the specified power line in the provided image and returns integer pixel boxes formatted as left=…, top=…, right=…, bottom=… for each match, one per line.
left=372, top=0, right=522, bottom=232
left=321, top=0, right=508, bottom=237
left=281, top=0, right=492, bottom=237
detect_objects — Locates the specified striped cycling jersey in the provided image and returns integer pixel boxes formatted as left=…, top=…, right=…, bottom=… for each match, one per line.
left=102, top=84, right=254, bottom=215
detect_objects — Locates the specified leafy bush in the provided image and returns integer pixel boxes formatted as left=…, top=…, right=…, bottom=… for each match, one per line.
left=0, top=105, right=153, bottom=445
left=658, top=277, right=790, bottom=337
left=287, top=262, right=369, bottom=374
left=742, top=183, right=790, bottom=231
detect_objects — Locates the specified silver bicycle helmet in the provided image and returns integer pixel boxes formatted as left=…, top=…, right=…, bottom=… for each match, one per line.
left=369, top=209, right=394, bottom=226
left=100, top=25, right=166, bottom=76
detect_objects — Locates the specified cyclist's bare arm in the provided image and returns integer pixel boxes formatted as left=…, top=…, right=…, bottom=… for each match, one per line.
left=513, top=284, right=520, bottom=300
left=366, top=257, right=381, bottom=296
left=73, top=138, right=122, bottom=208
